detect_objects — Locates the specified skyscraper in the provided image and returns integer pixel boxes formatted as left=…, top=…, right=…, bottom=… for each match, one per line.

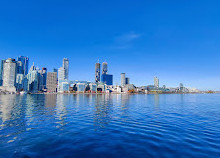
left=121, top=73, right=126, bottom=87
left=154, top=77, right=159, bottom=88
left=46, top=72, right=57, bottom=92
left=0, top=59, right=5, bottom=86
left=102, top=62, right=107, bottom=74
left=95, top=62, right=100, bottom=82
left=58, top=67, right=66, bottom=81
left=63, top=58, right=69, bottom=80
left=2, top=58, right=17, bottom=87
left=17, top=56, right=29, bottom=75
left=41, top=67, right=47, bottom=89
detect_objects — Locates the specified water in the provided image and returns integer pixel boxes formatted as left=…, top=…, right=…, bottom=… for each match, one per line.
left=0, top=94, right=220, bottom=158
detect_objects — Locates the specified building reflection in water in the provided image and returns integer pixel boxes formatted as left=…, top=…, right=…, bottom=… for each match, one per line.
left=93, top=94, right=113, bottom=130
left=154, top=94, right=160, bottom=108
left=0, top=94, right=26, bottom=146
left=55, top=94, right=68, bottom=129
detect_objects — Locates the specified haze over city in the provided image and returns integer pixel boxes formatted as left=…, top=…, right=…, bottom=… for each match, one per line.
left=0, top=0, right=220, bottom=90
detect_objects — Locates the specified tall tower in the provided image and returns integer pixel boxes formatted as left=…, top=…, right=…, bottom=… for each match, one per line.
left=121, top=73, right=126, bottom=87
left=2, top=58, right=17, bottom=87
left=63, top=58, right=69, bottom=80
left=0, top=59, right=5, bottom=86
left=17, top=56, right=29, bottom=75
left=102, top=62, right=108, bottom=74
left=154, top=77, right=159, bottom=88
left=95, top=62, right=100, bottom=83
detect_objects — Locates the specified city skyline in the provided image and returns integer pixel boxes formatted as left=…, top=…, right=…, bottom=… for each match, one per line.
left=0, top=1, right=220, bottom=90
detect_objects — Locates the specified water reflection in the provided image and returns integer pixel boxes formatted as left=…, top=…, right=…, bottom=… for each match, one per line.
left=93, top=94, right=113, bottom=130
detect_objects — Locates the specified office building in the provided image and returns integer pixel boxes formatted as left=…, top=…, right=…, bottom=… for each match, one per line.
left=2, top=58, right=17, bottom=87
left=102, top=62, right=107, bottom=74
left=58, top=67, right=66, bottom=81
left=154, top=77, right=159, bottom=88
left=101, top=74, right=113, bottom=85
left=95, top=62, right=100, bottom=82
left=17, top=56, right=29, bottom=75
left=63, top=58, right=69, bottom=80
left=121, top=73, right=126, bottom=87
left=15, top=74, right=24, bottom=91
left=53, top=68, right=58, bottom=73
left=46, top=72, right=57, bottom=92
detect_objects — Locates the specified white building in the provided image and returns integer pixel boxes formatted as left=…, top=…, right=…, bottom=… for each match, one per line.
left=154, top=77, right=159, bottom=88
left=2, top=58, right=17, bottom=87
left=58, top=67, right=66, bottom=81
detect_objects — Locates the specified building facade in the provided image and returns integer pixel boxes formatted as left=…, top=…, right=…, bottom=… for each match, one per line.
left=2, top=58, right=17, bottom=87
left=95, top=62, right=100, bottom=82
left=46, top=72, right=57, bottom=92
left=102, top=62, right=107, bottom=74
left=17, top=56, right=29, bottom=75
left=121, top=73, right=126, bottom=87
left=154, top=77, right=159, bottom=88
left=0, top=59, right=5, bottom=86
left=101, top=74, right=113, bottom=85
left=58, top=67, right=66, bottom=81
left=63, top=58, right=69, bottom=80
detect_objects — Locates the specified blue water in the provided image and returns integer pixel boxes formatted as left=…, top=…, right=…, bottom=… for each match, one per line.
left=0, top=94, right=220, bottom=158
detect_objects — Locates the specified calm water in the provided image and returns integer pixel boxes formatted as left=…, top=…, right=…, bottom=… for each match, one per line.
left=0, top=94, right=220, bottom=158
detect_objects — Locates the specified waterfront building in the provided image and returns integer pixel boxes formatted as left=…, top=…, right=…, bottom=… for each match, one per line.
left=89, top=83, right=97, bottom=92
left=0, top=59, right=5, bottom=86
left=41, top=67, right=47, bottom=90
left=27, top=69, right=39, bottom=93
left=102, top=62, right=107, bottom=74
left=125, top=77, right=130, bottom=85
left=2, top=58, right=17, bottom=87
left=179, top=83, right=184, bottom=92
left=46, top=72, right=57, bottom=93
left=76, top=83, right=86, bottom=92
left=63, top=58, right=69, bottom=80
left=154, top=77, right=159, bottom=88
left=58, top=80, right=70, bottom=93
left=101, top=74, right=113, bottom=85
left=121, top=73, right=126, bottom=87
left=58, top=67, right=66, bottom=81
left=95, top=62, right=100, bottom=82
left=15, top=74, right=24, bottom=91
left=17, top=56, right=29, bottom=75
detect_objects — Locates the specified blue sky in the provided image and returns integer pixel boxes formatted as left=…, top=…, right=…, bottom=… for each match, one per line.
left=0, top=0, right=220, bottom=90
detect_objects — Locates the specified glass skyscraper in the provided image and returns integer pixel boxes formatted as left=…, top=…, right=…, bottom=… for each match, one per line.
left=101, top=74, right=113, bottom=85
left=121, top=73, right=126, bottom=87
left=63, top=58, right=69, bottom=80
left=17, top=56, right=29, bottom=75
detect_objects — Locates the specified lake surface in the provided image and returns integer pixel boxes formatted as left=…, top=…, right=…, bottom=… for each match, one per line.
left=0, top=94, right=220, bottom=158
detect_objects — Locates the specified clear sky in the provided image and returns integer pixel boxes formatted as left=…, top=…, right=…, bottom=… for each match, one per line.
left=0, top=0, right=220, bottom=90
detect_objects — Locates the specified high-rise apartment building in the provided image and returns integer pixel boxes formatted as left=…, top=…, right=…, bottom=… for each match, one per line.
left=154, top=77, right=159, bottom=88
left=2, top=58, right=17, bottom=87
left=102, top=62, right=107, bottom=74
left=46, top=72, right=57, bottom=92
left=95, top=62, right=100, bottom=82
left=63, top=58, right=69, bottom=80
left=17, top=56, right=29, bottom=75
left=121, top=73, right=126, bottom=87
left=58, top=67, right=66, bottom=81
